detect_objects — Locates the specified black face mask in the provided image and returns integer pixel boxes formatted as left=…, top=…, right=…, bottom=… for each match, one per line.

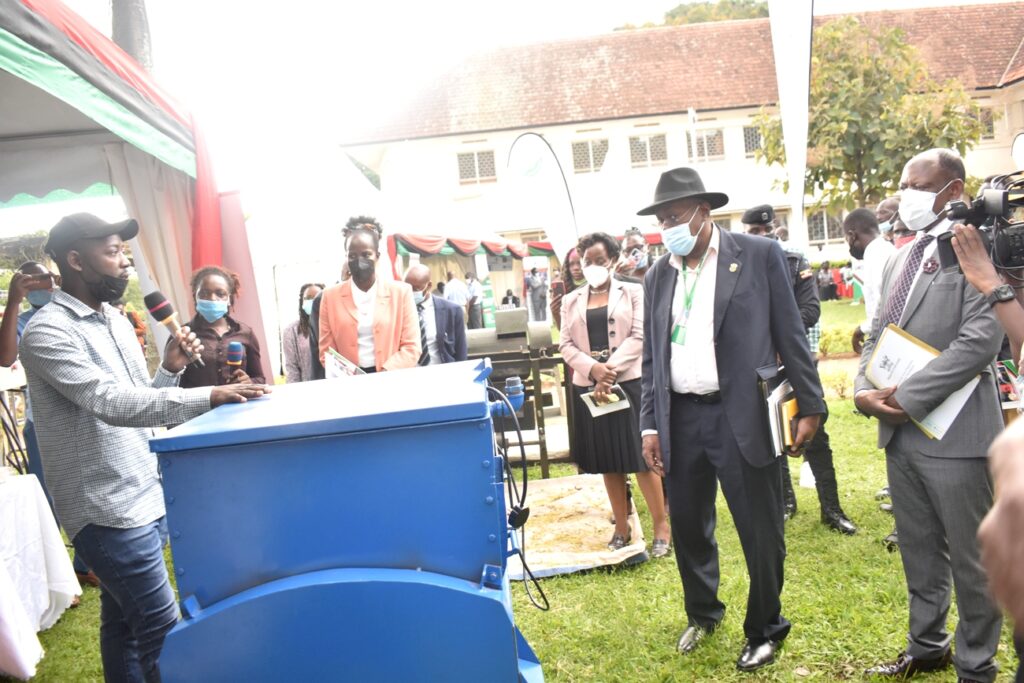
left=849, top=244, right=865, bottom=260
left=80, top=258, right=129, bottom=302
left=349, top=256, right=375, bottom=280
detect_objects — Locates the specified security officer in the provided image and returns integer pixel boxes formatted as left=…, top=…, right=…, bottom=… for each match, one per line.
left=741, top=204, right=857, bottom=535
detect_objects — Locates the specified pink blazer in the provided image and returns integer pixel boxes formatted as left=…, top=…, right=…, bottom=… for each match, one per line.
left=318, top=279, right=421, bottom=372
left=559, top=278, right=644, bottom=387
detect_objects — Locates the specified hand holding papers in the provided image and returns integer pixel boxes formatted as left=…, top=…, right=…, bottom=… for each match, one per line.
left=324, top=348, right=366, bottom=379
left=757, top=365, right=800, bottom=458
left=865, top=324, right=980, bottom=440
left=580, top=385, right=631, bottom=418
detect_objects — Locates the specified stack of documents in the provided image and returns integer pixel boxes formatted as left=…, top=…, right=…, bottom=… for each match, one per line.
left=865, top=324, right=979, bottom=440
left=757, top=365, right=799, bottom=458
left=325, top=348, right=366, bottom=379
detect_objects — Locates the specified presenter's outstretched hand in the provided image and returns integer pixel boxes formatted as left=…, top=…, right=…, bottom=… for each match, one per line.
left=642, top=434, right=664, bottom=477
left=210, top=383, right=272, bottom=407
left=162, top=325, right=204, bottom=374
left=951, top=223, right=1002, bottom=295
left=788, top=414, right=822, bottom=456
left=854, top=387, right=909, bottom=425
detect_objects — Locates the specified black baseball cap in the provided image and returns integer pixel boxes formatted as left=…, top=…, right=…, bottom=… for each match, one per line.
left=44, top=213, right=139, bottom=257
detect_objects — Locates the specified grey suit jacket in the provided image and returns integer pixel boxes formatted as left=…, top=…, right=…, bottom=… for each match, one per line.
left=640, top=229, right=826, bottom=471
left=854, top=236, right=1003, bottom=457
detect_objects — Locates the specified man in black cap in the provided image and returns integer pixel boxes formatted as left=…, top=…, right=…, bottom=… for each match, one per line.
left=19, top=213, right=270, bottom=682
left=741, top=204, right=857, bottom=535
left=639, top=169, right=825, bottom=671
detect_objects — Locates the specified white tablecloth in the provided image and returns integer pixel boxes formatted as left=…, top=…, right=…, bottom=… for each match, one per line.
left=0, top=473, right=81, bottom=679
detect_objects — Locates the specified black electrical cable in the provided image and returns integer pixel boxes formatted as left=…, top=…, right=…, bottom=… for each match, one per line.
left=486, top=382, right=548, bottom=610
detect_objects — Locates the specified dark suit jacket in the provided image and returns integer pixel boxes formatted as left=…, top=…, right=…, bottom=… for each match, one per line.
left=640, top=229, right=826, bottom=470
left=431, top=295, right=468, bottom=363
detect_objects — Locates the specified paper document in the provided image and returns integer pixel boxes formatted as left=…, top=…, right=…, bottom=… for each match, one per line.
left=865, top=324, right=979, bottom=440
left=580, top=385, right=631, bottom=418
left=756, top=364, right=798, bottom=458
left=324, top=348, right=365, bottom=379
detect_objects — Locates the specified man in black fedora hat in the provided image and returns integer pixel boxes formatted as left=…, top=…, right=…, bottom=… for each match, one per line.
left=638, top=168, right=825, bottom=671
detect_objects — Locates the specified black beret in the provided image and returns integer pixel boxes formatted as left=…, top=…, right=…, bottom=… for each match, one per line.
left=741, top=204, right=775, bottom=225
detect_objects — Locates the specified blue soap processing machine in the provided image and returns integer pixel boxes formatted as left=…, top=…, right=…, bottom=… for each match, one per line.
left=150, top=359, right=545, bottom=682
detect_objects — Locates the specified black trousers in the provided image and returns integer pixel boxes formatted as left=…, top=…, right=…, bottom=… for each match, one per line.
left=780, top=407, right=843, bottom=513
left=666, top=394, right=791, bottom=642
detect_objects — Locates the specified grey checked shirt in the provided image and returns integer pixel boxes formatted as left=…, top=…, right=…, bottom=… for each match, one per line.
left=20, top=290, right=212, bottom=540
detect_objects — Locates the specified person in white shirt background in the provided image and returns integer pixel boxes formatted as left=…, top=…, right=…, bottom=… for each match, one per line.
left=845, top=208, right=897, bottom=355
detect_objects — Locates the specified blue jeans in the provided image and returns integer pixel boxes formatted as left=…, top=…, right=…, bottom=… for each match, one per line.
left=73, top=518, right=179, bottom=683
left=25, top=420, right=90, bottom=575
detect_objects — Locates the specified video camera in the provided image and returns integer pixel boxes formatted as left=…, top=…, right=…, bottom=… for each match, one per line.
left=937, top=171, right=1024, bottom=270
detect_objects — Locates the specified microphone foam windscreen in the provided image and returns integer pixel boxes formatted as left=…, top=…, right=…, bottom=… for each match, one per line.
left=144, top=292, right=175, bottom=322
left=227, top=341, right=245, bottom=366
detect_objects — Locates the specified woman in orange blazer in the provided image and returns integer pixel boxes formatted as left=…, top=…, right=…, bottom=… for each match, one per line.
left=318, top=227, right=420, bottom=372
left=559, top=232, right=670, bottom=557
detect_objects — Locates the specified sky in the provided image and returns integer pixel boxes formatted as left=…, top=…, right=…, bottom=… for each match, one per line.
left=55, top=0, right=1020, bottom=192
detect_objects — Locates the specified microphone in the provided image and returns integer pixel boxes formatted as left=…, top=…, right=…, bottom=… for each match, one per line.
left=227, top=341, right=245, bottom=368
left=144, top=291, right=205, bottom=368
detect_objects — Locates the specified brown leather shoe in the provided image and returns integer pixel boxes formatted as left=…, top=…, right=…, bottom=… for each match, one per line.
left=865, top=650, right=952, bottom=677
left=76, top=571, right=101, bottom=588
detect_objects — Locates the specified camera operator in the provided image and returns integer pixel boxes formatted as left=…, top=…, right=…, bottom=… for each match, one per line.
left=950, top=222, right=1024, bottom=366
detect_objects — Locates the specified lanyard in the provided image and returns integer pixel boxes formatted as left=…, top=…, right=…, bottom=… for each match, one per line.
left=671, top=251, right=709, bottom=346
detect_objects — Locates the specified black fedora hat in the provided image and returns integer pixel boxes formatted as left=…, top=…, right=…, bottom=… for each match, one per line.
left=637, top=167, right=729, bottom=216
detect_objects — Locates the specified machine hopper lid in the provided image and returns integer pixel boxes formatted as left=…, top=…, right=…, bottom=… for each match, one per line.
left=150, top=359, right=494, bottom=453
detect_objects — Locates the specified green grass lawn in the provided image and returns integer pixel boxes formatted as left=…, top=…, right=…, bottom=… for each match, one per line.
left=821, top=299, right=866, bottom=332
left=28, top=401, right=1019, bottom=681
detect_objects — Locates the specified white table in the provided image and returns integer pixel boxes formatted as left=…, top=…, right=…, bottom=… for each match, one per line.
left=0, top=473, right=81, bottom=679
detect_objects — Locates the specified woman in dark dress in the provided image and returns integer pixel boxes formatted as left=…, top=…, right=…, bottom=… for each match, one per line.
left=179, top=265, right=265, bottom=389
left=558, top=232, right=670, bottom=556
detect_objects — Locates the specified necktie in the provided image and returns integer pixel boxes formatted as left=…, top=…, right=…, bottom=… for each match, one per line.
left=417, top=302, right=430, bottom=366
left=879, top=234, right=935, bottom=331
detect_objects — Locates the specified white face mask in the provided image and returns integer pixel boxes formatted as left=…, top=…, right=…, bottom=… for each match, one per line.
left=899, top=180, right=952, bottom=232
left=582, top=264, right=610, bottom=288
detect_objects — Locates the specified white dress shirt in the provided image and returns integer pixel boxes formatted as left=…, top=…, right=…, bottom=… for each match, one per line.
left=422, top=294, right=441, bottom=364
left=859, top=235, right=897, bottom=335
left=352, top=281, right=377, bottom=368
left=445, top=278, right=469, bottom=306
left=669, top=226, right=721, bottom=395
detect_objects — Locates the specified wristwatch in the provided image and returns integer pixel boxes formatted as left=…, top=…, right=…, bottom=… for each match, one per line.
left=986, top=283, right=1015, bottom=307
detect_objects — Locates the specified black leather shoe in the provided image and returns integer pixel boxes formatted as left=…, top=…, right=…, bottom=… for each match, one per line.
left=676, top=623, right=716, bottom=654
left=879, top=502, right=894, bottom=514
left=821, top=509, right=857, bottom=535
left=783, top=500, right=797, bottom=521
left=882, top=529, right=899, bottom=552
left=736, top=639, right=781, bottom=671
left=876, top=486, right=890, bottom=500
left=865, top=650, right=951, bottom=677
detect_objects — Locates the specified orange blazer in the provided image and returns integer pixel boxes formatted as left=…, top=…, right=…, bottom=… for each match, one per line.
left=559, top=277, right=644, bottom=387
left=318, top=279, right=421, bottom=372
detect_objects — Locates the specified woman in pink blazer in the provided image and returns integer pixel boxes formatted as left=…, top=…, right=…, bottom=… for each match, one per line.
left=559, top=232, right=670, bottom=557
left=318, top=227, right=420, bottom=373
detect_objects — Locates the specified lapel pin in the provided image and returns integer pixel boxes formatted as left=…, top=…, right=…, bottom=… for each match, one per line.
left=922, top=258, right=939, bottom=274
left=729, top=263, right=738, bottom=273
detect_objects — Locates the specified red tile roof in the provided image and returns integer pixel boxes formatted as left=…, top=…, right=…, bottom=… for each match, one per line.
left=345, top=3, right=1024, bottom=145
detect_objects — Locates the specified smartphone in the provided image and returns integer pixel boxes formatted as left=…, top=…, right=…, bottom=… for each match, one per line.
left=551, top=280, right=565, bottom=297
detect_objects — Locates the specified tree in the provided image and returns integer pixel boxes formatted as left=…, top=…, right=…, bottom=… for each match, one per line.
left=617, top=0, right=766, bottom=30
left=754, top=16, right=985, bottom=211
left=664, top=0, right=767, bottom=25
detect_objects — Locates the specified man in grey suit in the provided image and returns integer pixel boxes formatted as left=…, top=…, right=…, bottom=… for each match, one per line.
left=856, top=149, right=1003, bottom=682
left=638, top=167, right=825, bottom=672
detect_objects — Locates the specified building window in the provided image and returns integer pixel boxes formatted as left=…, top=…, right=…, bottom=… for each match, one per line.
left=978, top=108, right=995, bottom=140
left=457, top=150, right=496, bottom=184
left=686, top=129, right=725, bottom=162
left=807, top=210, right=844, bottom=244
left=714, top=216, right=732, bottom=232
left=629, top=134, right=667, bottom=167
left=743, top=126, right=762, bottom=157
left=572, top=139, right=609, bottom=173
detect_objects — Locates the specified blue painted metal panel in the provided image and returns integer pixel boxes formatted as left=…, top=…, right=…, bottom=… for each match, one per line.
left=161, top=568, right=524, bottom=683
left=151, top=360, right=490, bottom=453
left=161, top=418, right=507, bottom=607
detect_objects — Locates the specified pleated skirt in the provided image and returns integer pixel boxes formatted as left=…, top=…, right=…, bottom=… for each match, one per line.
left=571, top=378, right=647, bottom=474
